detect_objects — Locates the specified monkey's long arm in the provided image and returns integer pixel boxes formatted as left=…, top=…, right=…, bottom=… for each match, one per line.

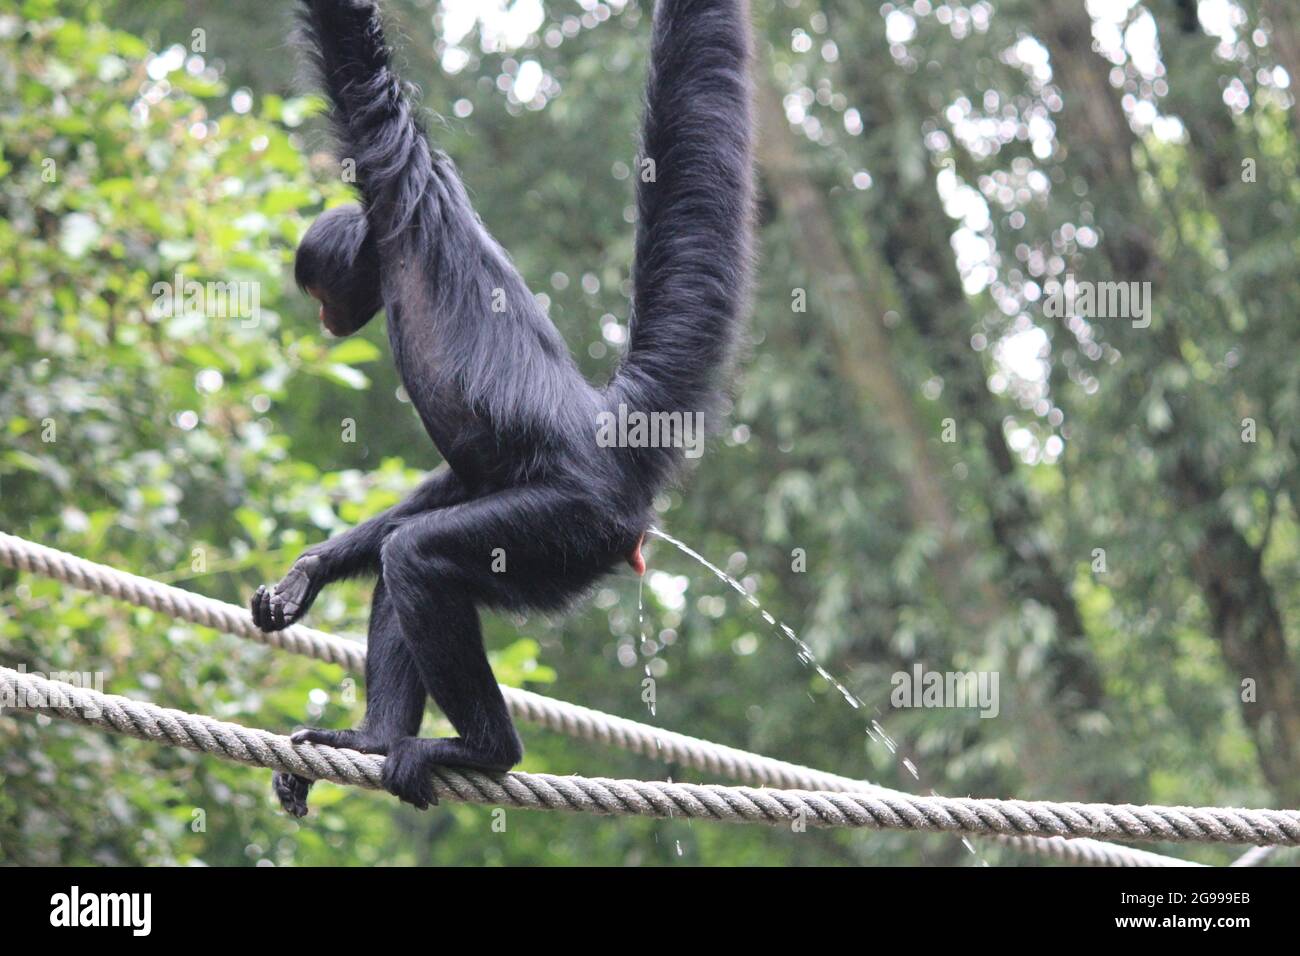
left=297, top=0, right=582, bottom=440
left=297, top=1, right=523, bottom=261
left=297, top=0, right=436, bottom=238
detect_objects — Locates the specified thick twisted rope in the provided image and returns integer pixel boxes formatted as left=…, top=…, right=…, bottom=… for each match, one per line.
left=0, top=531, right=854, bottom=790
left=0, top=531, right=1230, bottom=864
left=4, top=666, right=1299, bottom=843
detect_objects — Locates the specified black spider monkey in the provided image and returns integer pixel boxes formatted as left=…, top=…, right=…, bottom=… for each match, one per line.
left=252, top=0, right=754, bottom=814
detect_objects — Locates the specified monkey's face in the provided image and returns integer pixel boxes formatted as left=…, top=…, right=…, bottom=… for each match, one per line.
left=295, top=204, right=382, bottom=337
left=306, top=286, right=378, bottom=338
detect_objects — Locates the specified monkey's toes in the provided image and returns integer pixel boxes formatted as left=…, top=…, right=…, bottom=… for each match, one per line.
left=290, top=727, right=389, bottom=754
left=273, top=771, right=313, bottom=817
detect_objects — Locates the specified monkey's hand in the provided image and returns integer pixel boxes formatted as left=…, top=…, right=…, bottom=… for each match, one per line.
left=251, top=553, right=326, bottom=631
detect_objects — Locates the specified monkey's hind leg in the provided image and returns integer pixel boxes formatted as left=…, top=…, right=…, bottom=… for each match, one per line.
left=373, top=490, right=591, bottom=809
left=273, top=579, right=427, bottom=815
left=372, top=584, right=521, bottom=810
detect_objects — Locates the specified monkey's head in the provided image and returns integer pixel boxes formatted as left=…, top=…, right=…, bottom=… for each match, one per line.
left=294, top=204, right=383, bottom=337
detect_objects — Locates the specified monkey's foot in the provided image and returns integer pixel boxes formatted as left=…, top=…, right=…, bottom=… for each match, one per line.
left=289, top=726, right=392, bottom=754
left=273, top=772, right=314, bottom=817
left=381, top=738, right=440, bottom=810
left=251, top=554, right=324, bottom=631
left=378, top=738, right=522, bottom=810
left=274, top=728, right=392, bottom=816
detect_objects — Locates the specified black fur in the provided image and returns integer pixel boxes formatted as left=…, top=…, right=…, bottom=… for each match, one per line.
left=254, top=0, right=754, bottom=813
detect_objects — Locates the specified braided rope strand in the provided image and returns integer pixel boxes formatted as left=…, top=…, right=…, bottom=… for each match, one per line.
left=0, top=530, right=890, bottom=793
left=4, top=666, right=1299, bottom=845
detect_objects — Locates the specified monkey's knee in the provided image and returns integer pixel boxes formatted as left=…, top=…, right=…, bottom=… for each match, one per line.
left=499, top=732, right=524, bottom=770
left=379, top=527, right=427, bottom=594
left=379, top=527, right=461, bottom=614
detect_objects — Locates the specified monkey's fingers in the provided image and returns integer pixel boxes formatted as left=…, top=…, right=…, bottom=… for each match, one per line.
left=261, top=588, right=298, bottom=631
left=258, top=585, right=285, bottom=632
left=250, top=585, right=270, bottom=630
left=265, top=558, right=320, bottom=630
left=270, top=595, right=287, bottom=629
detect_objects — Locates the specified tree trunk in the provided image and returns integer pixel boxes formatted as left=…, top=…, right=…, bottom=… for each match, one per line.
left=1036, top=0, right=1300, bottom=804
left=827, top=38, right=1106, bottom=716
left=755, top=77, right=1002, bottom=629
